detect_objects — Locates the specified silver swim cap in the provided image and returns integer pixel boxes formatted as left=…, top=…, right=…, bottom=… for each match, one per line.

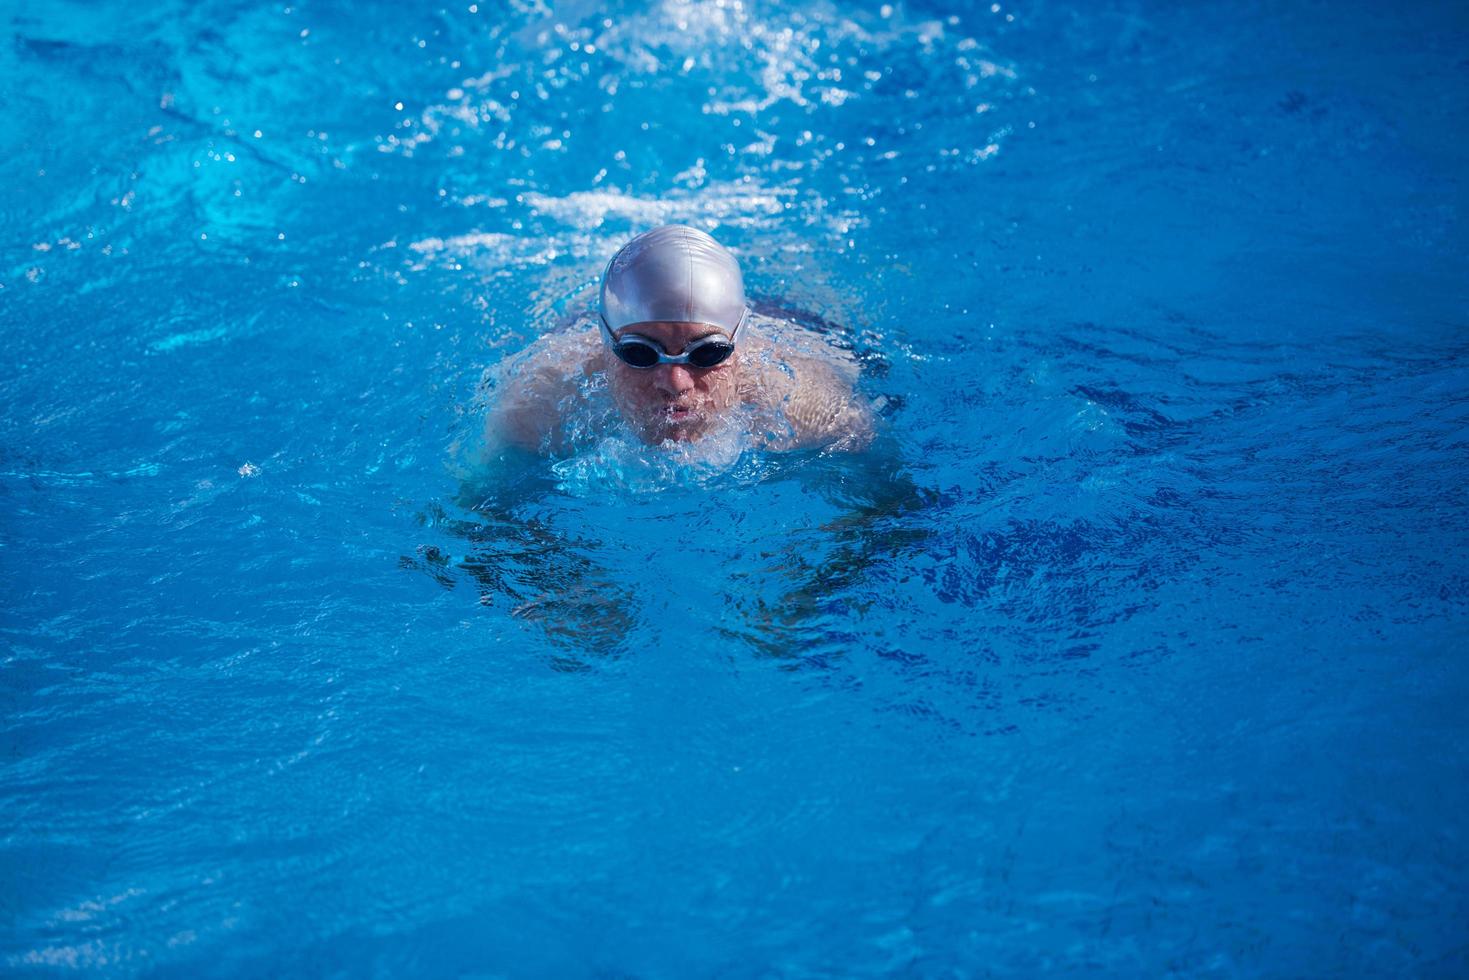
left=599, top=225, right=747, bottom=334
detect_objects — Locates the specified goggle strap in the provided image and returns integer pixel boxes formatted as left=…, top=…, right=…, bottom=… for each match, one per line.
left=598, top=311, right=745, bottom=369
left=599, top=308, right=748, bottom=346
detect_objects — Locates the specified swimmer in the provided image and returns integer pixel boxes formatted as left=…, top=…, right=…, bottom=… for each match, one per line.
left=485, top=225, right=875, bottom=455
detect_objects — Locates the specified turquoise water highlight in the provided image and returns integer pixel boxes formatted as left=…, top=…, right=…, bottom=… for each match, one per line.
left=3, top=0, right=1467, bottom=974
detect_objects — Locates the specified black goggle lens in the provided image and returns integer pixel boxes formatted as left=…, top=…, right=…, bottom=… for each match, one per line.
left=613, top=342, right=662, bottom=368
left=612, top=339, right=735, bottom=370
left=686, top=342, right=734, bottom=368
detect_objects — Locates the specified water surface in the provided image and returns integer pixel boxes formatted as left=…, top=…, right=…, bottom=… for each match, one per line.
left=4, top=0, right=1467, bottom=975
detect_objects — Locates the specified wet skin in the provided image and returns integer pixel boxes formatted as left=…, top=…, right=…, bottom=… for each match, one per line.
left=482, top=313, right=873, bottom=455
left=603, top=320, right=742, bottom=444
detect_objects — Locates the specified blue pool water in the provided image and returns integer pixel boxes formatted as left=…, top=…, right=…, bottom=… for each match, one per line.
left=4, top=0, right=1468, bottom=974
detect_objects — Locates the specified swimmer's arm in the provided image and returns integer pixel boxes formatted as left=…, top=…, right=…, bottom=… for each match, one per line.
left=485, top=383, right=557, bottom=453
left=483, top=331, right=598, bottom=455
left=783, top=358, right=877, bottom=452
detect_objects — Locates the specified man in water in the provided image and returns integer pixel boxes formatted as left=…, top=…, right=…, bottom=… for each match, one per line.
left=486, top=225, right=874, bottom=454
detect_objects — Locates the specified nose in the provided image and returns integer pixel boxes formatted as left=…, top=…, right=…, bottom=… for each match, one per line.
left=653, top=364, right=696, bottom=398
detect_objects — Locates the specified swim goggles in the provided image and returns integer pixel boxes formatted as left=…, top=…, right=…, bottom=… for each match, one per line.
left=598, top=309, right=747, bottom=370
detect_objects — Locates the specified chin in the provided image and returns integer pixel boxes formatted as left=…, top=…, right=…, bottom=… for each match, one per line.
left=635, top=414, right=710, bottom=444
left=663, top=426, right=701, bottom=444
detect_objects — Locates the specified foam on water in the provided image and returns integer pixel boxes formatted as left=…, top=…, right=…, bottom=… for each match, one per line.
left=550, top=422, right=756, bottom=495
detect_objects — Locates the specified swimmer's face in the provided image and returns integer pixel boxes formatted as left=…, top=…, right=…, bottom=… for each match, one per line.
left=604, top=321, right=742, bottom=443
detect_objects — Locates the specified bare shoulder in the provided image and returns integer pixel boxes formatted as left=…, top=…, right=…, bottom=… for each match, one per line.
left=483, top=327, right=602, bottom=453
left=740, top=317, right=875, bottom=451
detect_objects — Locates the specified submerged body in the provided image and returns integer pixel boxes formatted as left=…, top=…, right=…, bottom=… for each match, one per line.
left=485, top=225, right=874, bottom=457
